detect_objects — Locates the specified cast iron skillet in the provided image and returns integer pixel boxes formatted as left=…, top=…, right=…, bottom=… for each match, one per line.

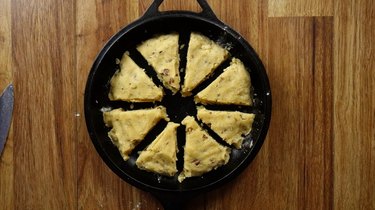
left=84, top=0, right=271, bottom=209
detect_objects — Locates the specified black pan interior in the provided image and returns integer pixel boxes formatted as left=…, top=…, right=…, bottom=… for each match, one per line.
left=84, top=12, right=271, bottom=193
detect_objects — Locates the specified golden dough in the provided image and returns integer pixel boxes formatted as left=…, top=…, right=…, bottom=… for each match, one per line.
left=197, top=107, right=255, bottom=149
left=178, top=116, right=230, bottom=182
left=195, top=58, right=252, bottom=106
left=136, top=122, right=179, bottom=176
left=103, top=106, right=169, bottom=161
left=182, top=32, right=229, bottom=96
left=137, top=34, right=180, bottom=94
left=109, top=52, right=163, bottom=102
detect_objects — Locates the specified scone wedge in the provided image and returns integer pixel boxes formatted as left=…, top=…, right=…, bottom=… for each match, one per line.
left=195, top=58, right=252, bottom=106
left=182, top=32, right=229, bottom=96
left=136, top=122, right=179, bottom=176
left=103, top=106, right=169, bottom=161
left=137, top=33, right=180, bottom=94
left=109, top=52, right=164, bottom=102
left=197, top=107, right=255, bottom=149
left=178, top=116, right=230, bottom=182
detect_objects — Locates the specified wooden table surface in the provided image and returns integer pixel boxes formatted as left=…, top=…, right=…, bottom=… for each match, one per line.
left=0, top=0, right=374, bottom=209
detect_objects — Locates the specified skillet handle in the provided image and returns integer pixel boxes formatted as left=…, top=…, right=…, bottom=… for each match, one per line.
left=151, top=191, right=194, bottom=210
left=196, top=0, right=219, bottom=20
left=142, top=0, right=220, bottom=21
left=142, top=0, right=163, bottom=18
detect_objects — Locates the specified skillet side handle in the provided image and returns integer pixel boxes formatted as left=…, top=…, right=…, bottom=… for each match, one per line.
left=141, top=0, right=220, bottom=22
left=141, top=0, right=163, bottom=18
left=152, top=191, right=193, bottom=210
left=196, top=0, right=220, bottom=21
left=161, top=200, right=186, bottom=210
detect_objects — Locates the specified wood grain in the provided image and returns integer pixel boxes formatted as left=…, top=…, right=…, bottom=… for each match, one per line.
left=266, top=17, right=334, bottom=210
left=333, top=0, right=375, bottom=209
left=11, top=0, right=77, bottom=208
left=0, top=0, right=12, bottom=92
left=268, top=0, right=333, bottom=17
left=0, top=0, right=374, bottom=209
left=0, top=0, right=13, bottom=209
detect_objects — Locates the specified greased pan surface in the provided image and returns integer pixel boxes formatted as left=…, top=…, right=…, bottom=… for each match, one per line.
left=84, top=0, right=271, bottom=206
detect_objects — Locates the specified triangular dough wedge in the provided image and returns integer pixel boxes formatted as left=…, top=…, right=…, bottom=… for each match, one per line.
left=136, top=122, right=179, bottom=176
left=178, top=116, right=230, bottom=182
left=137, top=33, right=180, bottom=94
left=197, top=107, right=255, bottom=149
left=109, top=52, right=163, bottom=102
left=182, top=32, right=229, bottom=96
left=103, top=106, right=169, bottom=161
left=195, top=58, right=252, bottom=106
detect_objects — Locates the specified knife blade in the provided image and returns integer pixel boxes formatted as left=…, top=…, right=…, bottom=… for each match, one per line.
left=0, top=84, right=14, bottom=156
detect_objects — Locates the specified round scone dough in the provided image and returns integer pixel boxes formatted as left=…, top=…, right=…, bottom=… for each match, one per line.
left=195, top=58, right=252, bottom=106
left=109, top=52, right=164, bottom=102
left=197, top=107, right=255, bottom=149
left=103, top=32, right=256, bottom=182
left=103, top=106, right=169, bottom=161
left=137, top=33, right=180, bottom=94
left=136, top=122, right=179, bottom=176
left=178, top=116, right=230, bottom=182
